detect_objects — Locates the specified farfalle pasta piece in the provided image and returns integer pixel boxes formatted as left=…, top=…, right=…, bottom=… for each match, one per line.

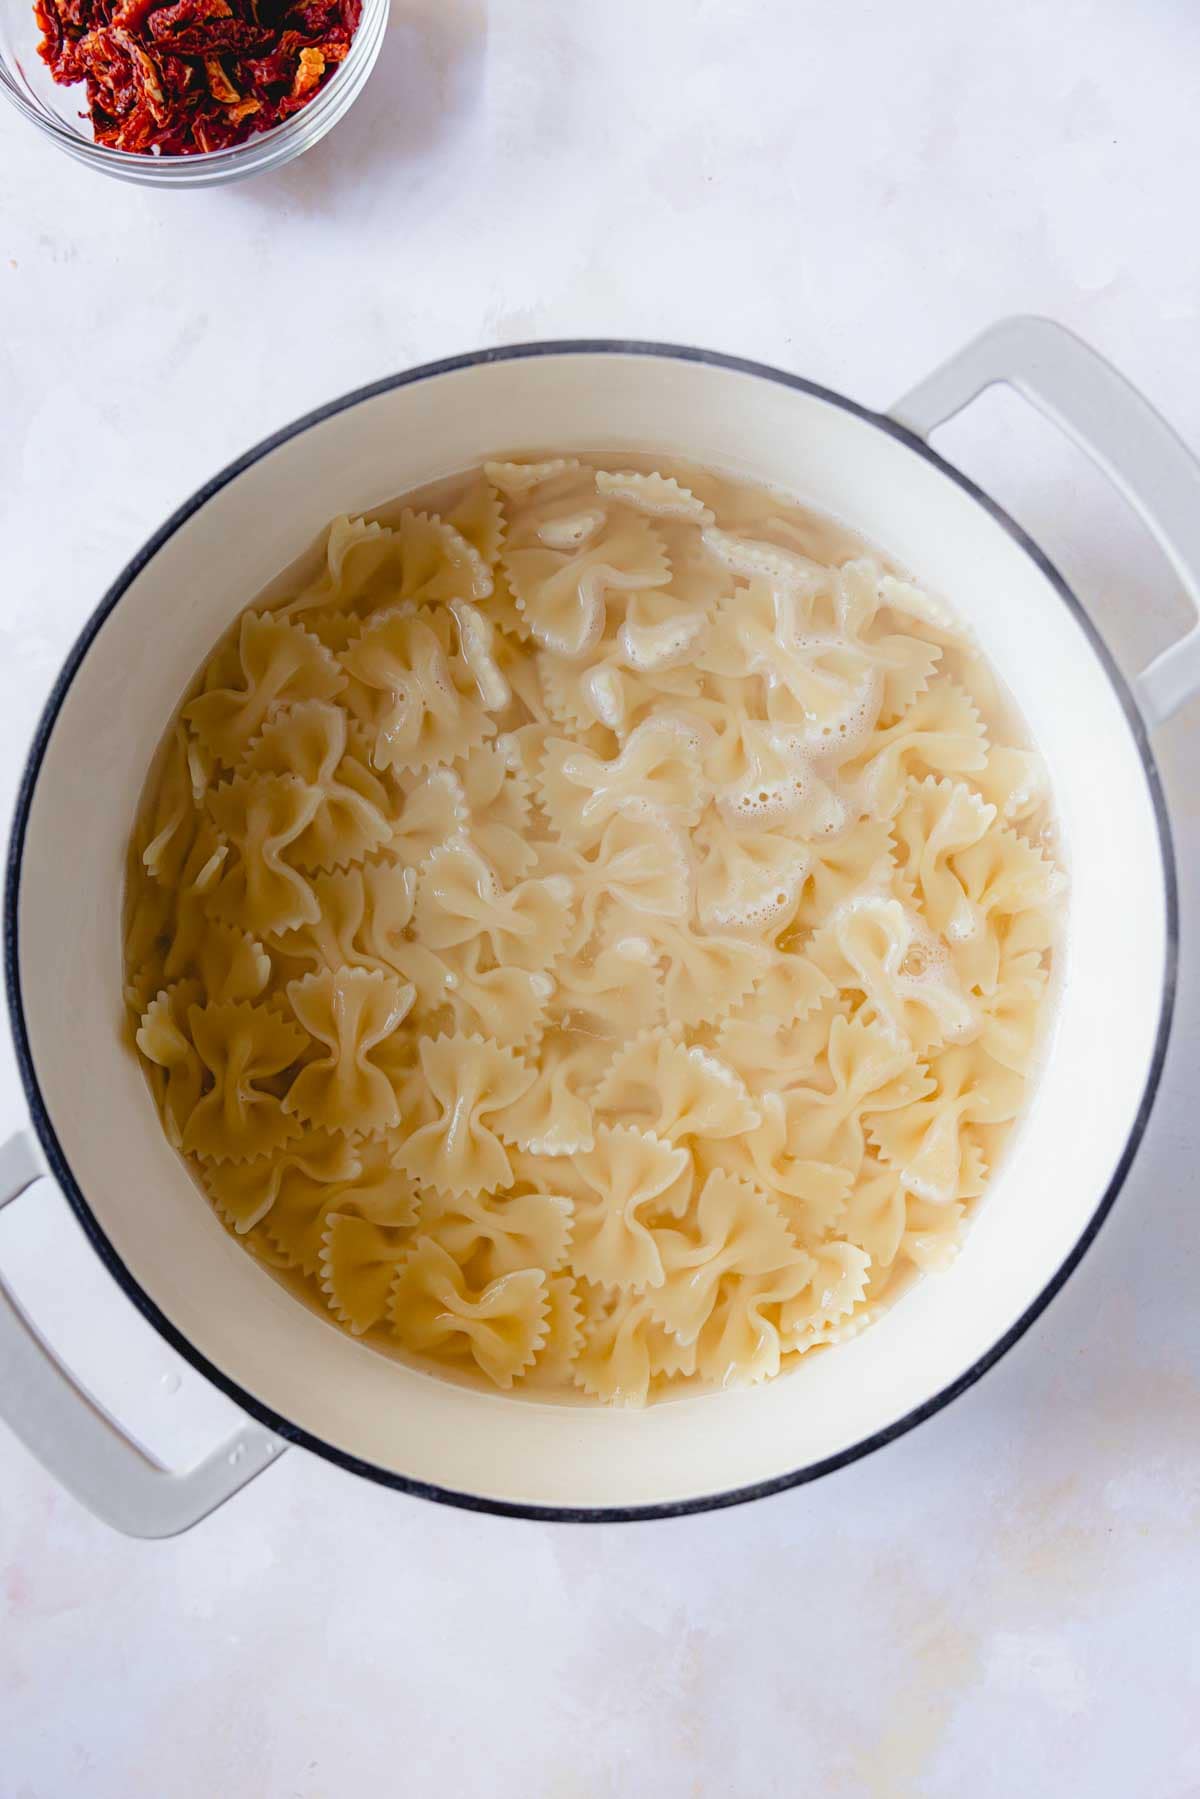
left=696, top=1094, right=850, bottom=1239
left=194, top=922, right=271, bottom=1003
left=123, top=874, right=173, bottom=1008
left=891, top=775, right=997, bottom=943
left=694, top=813, right=810, bottom=935
left=790, top=817, right=895, bottom=931
left=136, top=981, right=205, bottom=1151
left=538, top=642, right=702, bottom=737
left=485, top=457, right=588, bottom=500
left=706, top=577, right=877, bottom=733
left=833, top=560, right=946, bottom=719
left=639, top=916, right=770, bottom=1029
left=809, top=895, right=977, bottom=1053
left=693, top=1254, right=819, bottom=1388
left=617, top=585, right=711, bottom=674
left=681, top=688, right=848, bottom=837
left=320, top=1213, right=415, bottom=1336
left=523, top=1276, right=584, bottom=1387
left=298, top=609, right=359, bottom=654
left=446, top=472, right=506, bottom=568
left=387, top=764, right=469, bottom=867
left=181, top=999, right=308, bottom=1163
left=377, top=509, right=494, bottom=609
left=415, top=837, right=572, bottom=974
left=551, top=936, right=663, bottom=1038
left=782, top=1013, right=932, bottom=1171
left=451, top=597, right=511, bottom=713
left=973, top=744, right=1048, bottom=826
left=574, top=1289, right=695, bottom=1406
left=876, top=569, right=973, bottom=646
left=394, top=1034, right=535, bottom=1195
left=338, top=604, right=497, bottom=774
left=207, top=772, right=323, bottom=937
left=267, top=865, right=403, bottom=980
left=549, top=807, right=692, bottom=954
left=203, top=1130, right=361, bottom=1238
left=240, top=699, right=393, bottom=873
left=594, top=1027, right=761, bottom=1144
left=867, top=1044, right=1024, bottom=1205
left=138, top=725, right=204, bottom=888
left=840, top=1152, right=909, bottom=1272
left=418, top=1186, right=573, bottom=1283
left=301, top=510, right=492, bottom=619
left=389, top=1237, right=549, bottom=1388
left=569, top=1124, right=693, bottom=1292
left=157, top=821, right=238, bottom=985
left=649, top=1170, right=797, bottom=1345
left=361, top=857, right=424, bottom=970
left=779, top=1240, right=872, bottom=1345
left=503, top=487, right=670, bottom=658
left=714, top=1004, right=841, bottom=1095
left=901, top=1197, right=967, bottom=1272
left=539, top=715, right=706, bottom=844
left=701, top=523, right=829, bottom=591
left=595, top=469, right=715, bottom=524
left=284, top=967, right=416, bottom=1138
left=842, top=679, right=988, bottom=816
left=323, top=1137, right=423, bottom=1226
left=184, top=612, right=345, bottom=768
left=279, top=514, right=394, bottom=618
left=458, top=740, right=536, bottom=880
left=952, top=823, right=1065, bottom=937
left=974, top=947, right=1049, bottom=1074
left=496, top=1027, right=599, bottom=1155
left=437, top=936, right=553, bottom=1047
left=737, top=947, right=834, bottom=1026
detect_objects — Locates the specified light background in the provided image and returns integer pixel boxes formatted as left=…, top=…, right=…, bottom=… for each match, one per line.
left=2, top=3, right=1199, bottom=1794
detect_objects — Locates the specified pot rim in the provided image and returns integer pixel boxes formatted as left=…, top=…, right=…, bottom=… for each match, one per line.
left=3, top=339, right=1180, bottom=1523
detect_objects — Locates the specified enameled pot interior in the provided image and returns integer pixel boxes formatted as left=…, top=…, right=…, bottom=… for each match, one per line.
left=10, top=349, right=1170, bottom=1512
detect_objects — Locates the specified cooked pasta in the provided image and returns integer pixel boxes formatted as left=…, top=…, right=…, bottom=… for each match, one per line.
left=125, top=454, right=1065, bottom=1406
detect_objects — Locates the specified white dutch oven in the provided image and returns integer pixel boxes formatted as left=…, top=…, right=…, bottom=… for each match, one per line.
left=2, top=318, right=1197, bottom=1536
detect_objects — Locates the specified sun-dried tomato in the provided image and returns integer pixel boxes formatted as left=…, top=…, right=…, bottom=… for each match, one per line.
left=35, top=0, right=361, bottom=154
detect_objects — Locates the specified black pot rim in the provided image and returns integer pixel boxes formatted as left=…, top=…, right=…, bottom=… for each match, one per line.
left=3, top=339, right=1179, bottom=1524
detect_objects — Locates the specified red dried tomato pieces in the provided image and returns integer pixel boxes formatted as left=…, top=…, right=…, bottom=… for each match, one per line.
left=35, top=0, right=361, bottom=155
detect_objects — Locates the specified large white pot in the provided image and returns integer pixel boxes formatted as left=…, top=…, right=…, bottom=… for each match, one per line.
left=2, top=318, right=1197, bottom=1535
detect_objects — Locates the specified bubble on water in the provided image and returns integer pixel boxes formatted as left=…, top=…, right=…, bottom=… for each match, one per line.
left=159, top=1371, right=182, bottom=1396
left=228, top=1443, right=246, bottom=1466
left=537, top=508, right=604, bottom=551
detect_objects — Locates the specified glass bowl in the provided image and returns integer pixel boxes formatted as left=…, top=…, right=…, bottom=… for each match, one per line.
left=0, top=0, right=388, bottom=185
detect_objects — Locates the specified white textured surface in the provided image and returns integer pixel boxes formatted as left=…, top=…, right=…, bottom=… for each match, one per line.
left=2, top=2, right=1199, bottom=1793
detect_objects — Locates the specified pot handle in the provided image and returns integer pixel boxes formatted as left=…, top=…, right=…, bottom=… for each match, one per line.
left=0, top=1129, right=286, bottom=1539
left=889, top=315, right=1200, bottom=729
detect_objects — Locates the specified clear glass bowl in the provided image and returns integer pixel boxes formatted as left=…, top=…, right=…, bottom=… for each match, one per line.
left=0, top=0, right=387, bottom=185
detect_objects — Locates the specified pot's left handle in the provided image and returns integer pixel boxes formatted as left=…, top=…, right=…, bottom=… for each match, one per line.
left=889, top=315, right=1200, bottom=729
left=0, top=1130, right=287, bottom=1538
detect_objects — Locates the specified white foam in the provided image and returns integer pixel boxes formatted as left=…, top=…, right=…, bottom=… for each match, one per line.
left=720, top=763, right=847, bottom=838
left=702, top=525, right=825, bottom=588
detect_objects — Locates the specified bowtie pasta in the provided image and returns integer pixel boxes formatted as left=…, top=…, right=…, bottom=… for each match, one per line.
left=125, top=455, right=1065, bottom=1405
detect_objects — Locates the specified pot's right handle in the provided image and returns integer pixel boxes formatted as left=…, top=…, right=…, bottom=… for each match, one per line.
left=0, top=1130, right=287, bottom=1538
left=889, top=315, right=1200, bottom=729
